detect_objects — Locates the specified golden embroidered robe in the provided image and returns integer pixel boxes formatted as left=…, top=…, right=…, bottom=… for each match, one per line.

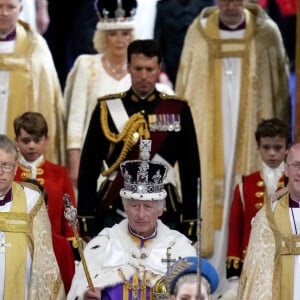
left=176, top=3, right=290, bottom=256
left=0, top=21, right=65, bottom=164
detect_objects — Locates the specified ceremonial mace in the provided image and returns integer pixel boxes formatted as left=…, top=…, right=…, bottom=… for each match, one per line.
left=63, top=194, right=95, bottom=291
left=196, top=177, right=202, bottom=300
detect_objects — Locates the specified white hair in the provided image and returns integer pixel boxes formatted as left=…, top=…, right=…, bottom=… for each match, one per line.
left=121, top=197, right=166, bottom=210
left=93, top=21, right=136, bottom=53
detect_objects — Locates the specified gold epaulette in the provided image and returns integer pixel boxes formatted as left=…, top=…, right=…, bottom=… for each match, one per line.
left=97, top=91, right=127, bottom=103
left=159, top=93, right=188, bottom=103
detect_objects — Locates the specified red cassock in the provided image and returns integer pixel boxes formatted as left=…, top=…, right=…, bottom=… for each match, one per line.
left=15, top=160, right=77, bottom=238
left=226, top=171, right=285, bottom=278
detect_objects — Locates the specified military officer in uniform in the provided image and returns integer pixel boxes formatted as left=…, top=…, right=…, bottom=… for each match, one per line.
left=77, top=39, right=200, bottom=242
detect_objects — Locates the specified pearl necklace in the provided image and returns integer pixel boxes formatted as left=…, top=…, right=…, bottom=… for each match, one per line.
left=103, top=55, right=127, bottom=80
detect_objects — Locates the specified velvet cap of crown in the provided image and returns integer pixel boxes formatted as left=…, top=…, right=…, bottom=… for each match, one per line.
left=120, top=140, right=168, bottom=201
left=167, top=256, right=219, bottom=295
left=94, top=0, right=137, bottom=31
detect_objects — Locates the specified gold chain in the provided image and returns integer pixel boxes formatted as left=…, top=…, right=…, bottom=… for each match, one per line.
left=100, top=101, right=150, bottom=177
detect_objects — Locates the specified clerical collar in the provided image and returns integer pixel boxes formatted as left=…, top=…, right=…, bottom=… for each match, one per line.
left=0, top=189, right=12, bottom=206
left=289, top=196, right=300, bottom=208
left=130, top=89, right=156, bottom=103
left=0, top=29, right=16, bottom=41
left=219, top=16, right=246, bottom=31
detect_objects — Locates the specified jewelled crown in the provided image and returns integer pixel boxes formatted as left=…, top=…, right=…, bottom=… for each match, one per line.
left=119, top=140, right=168, bottom=201
left=94, top=0, right=137, bottom=30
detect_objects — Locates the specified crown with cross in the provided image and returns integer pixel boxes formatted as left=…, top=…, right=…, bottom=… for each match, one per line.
left=119, top=140, right=168, bottom=201
left=94, top=0, right=137, bottom=31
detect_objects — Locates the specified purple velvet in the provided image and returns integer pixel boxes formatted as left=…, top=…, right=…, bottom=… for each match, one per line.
left=102, top=282, right=152, bottom=299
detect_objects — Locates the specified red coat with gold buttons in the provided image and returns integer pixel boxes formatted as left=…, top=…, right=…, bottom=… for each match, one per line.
left=226, top=171, right=285, bottom=278
left=15, top=160, right=77, bottom=238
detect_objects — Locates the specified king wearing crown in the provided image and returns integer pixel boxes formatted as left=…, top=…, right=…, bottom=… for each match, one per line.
left=68, top=140, right=196, bottom=300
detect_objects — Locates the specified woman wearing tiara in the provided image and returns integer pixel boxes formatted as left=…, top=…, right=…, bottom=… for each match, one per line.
left=65, top=0, right=173, bottom=189
left=65, top=0, right=136, bottom=188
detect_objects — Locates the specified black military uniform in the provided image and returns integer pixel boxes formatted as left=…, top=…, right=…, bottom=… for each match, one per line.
left=77, top=88, right=200, bottom=240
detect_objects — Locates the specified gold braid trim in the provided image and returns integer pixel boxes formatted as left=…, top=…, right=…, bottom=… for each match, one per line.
left=100, top=101, right=150, bottom=177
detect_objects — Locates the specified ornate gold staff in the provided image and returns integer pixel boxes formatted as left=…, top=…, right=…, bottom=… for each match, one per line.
left=63, top=194, right=95, bottom=291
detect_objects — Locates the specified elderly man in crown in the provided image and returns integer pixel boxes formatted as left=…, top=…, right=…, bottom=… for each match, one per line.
left=67, top=140, right=196, bottom=300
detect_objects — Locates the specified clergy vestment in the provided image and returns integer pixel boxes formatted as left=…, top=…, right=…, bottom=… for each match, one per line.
left=0, top=20, right=65, bottom=164
left=176, top=2, right=290, bottom=261
left=0, top=182, right=65, bottom=299
left=238, top=187, right=300, bottom=299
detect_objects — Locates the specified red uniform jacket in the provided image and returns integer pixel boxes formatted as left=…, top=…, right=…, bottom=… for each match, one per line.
left=15, top=160, right=77, bottom=238
left=226, top=171, right=285, bottom=278
left=52, top=232, right=75, bottom=294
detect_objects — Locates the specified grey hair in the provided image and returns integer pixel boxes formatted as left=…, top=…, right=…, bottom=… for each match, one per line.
left=122, top=197, right=166, bottom=210
left=0, top=134, right=19, bottom=161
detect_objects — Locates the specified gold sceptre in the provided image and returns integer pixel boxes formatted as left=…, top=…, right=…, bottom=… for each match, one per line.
left=63, top=193, right=95, bottom=291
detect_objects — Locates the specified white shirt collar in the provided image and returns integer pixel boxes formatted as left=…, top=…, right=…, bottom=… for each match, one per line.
left=19, top=155, right=44, bottom=179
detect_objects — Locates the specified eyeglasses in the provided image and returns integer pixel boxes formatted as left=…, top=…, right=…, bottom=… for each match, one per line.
left=287, top=163, right=300, bottom=172
left=0, top=162, right=15, bottom=173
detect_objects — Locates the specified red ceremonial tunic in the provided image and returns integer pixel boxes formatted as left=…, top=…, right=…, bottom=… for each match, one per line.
left=226, top=170, right=285, bottom=278
left=15, top=160, right=77, bottom=238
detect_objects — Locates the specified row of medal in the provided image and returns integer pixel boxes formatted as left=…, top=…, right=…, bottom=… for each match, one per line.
left=148, top=114, right=181, bottom=132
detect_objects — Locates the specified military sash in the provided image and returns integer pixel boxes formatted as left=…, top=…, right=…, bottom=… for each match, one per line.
left=97, top=94, right=184, bottom=213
